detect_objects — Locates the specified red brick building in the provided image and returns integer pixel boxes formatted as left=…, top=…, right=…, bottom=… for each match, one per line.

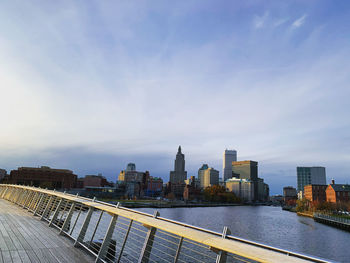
left=145, top=177, right=163, bottom=196
left=304, top=185, right=327, bottom=202
left=326, top=184, right=350, bottom=203
left=4, top=166, right=77, bottom=189
left=83, top=174, right=113, bottom=188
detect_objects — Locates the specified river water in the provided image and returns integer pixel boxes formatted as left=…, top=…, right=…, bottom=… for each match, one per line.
left=137, top=206, right=350, bottom=263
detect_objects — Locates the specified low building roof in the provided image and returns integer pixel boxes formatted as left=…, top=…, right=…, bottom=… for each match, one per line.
left=329, top=184, right=350, bottom=192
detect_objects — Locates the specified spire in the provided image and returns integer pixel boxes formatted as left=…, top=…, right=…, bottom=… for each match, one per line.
left=178, top=145, right=182, bottom=154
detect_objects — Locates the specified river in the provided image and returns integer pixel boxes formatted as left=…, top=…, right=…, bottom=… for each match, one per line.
left=136, top=206, right=350, bottom=262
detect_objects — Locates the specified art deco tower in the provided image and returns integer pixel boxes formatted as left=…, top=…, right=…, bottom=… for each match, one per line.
left=170, top=146, right=187, bottom=184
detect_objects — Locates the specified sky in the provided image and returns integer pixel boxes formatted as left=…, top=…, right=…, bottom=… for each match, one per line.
left=1, top=1, right=350, bottom=194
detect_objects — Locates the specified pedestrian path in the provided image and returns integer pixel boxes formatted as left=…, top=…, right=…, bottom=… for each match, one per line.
left=0, top=199, right=93, bottom=263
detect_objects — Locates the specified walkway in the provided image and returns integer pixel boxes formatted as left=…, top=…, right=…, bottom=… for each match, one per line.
left=0, top=199, right=93, bottom=263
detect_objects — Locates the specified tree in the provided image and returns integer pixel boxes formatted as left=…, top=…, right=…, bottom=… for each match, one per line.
left=203, top=185, right=240, bottom=203
left=296, top=198, right=307, bottom=212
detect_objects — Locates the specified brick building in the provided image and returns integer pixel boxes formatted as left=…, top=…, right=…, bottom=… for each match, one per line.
left=326, top=183, right=350, bottom=203
left=83, top=174, right=113, bottom=188
left=145, top=177, right=163, bottom=197
left=283, top=186, right=297, bottom=202
left=4, top=166, right=77, bottom=189
left=304, top=185, right=327, bottom=202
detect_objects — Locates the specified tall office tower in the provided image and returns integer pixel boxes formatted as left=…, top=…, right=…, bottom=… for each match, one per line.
left=297, top=166, right=326, bottom=194
left=223, top=149, right=237, bottom=182
left=170, top=146, right=187, bottom=184
left=126, top=163, right=136, bottom=172
left=198, top=164, right=209, bottom=187
left=232, top=160, right=259, bottom=201
left=198, top=164, right=219, bottom=188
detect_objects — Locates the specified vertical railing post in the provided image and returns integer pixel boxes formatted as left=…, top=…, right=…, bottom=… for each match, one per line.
left=7, top=187, right=14, bottom=200
left=6, top=187, right=14, bottom=201
left=96, top=214, right=118, bottom=262
left=60, top=202, right=76, bottom=235
left=23, top=190, right=33, bottom=208
left=18, top=190, right=27, bottom=205
left=41, top=196, right=54, bottom=220
left=138, top=210, right=159, bottom=263
left=1, top=187, right=8, bottom=198
left=117, top=219, right=133, bottom=263
left=14, top=189, right=22, bottom=204
left=74, top=206, right=94, bottom=247
left=11, top=188, right=18, bottom=203
left=49, top=198, right=64, bottom=227
left=34, top=194, right=45, bottom=216
left=174, top=237, right=183, bottom=263
left=28, top=192, right=39, bottom=211
left=215, top=227, right=231, bottom=263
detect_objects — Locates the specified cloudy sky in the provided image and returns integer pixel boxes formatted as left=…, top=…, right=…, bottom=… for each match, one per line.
left=1, top=1, right=349, bottom=194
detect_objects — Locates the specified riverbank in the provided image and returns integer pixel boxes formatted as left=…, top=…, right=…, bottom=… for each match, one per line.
left=96, top=198, right=269, bottom=208
left=111, top=201, right=243, bottom=208
left=297, top=211, right=314, bottom=218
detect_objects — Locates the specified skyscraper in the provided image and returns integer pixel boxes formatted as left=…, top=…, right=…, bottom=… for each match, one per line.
left=297, top=166, right=326, bottom=195
left=223, top=149, right=237, bottom=181
left=232, top=160, right=259, bottom=201
left=170, top=146, right=187, bottom=184
left=198, top=164, right=219, bottom=188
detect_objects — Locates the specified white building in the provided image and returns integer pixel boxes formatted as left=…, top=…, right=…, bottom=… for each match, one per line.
left=226, top=178, right=254, bottom=202
left=198, top=164, right=219, bottom=188
left=223, top=149, right=237, bottom=182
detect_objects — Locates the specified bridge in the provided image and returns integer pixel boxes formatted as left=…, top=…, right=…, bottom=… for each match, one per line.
left=0, top=185, right=331, bottom=263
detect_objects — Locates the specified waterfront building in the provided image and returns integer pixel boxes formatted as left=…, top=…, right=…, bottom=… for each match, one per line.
left=185, top=175, right=200, bottom=188
left=198, top=164, right=208, bottom=188
left=283, top=186, right=297, bottom=202
left=297, top=167, right=326, bottom=196
left=126, top=163, right=136, bottom=172
left=118, top=163, right=149, bottom=184
left=226, top=178, right=254, bottom=202
left=198, top=165, right=219, bottom=188
left=183, top=176, right=201, bottom=201
left=223, top=149, right=237, bottom=181
left=257, top=178, right=269, bottom=202
left=232, top=161, right=258, bottom=181
left=304, top=185, right=327, bottom=202
left=145, top=177, right=163, bottom=197
left=0, top=169, right=7, bottom=181
left=326, top=180, right=350, bottom=203
left=83, top=174, right=113, bottom=188
left=118, top=163, right=150, bottom=198
left=232, top=160, right=258, bottom=200
left=4, top=166, right=77, bottom=189
left=169, top=146, right=187, bottom=184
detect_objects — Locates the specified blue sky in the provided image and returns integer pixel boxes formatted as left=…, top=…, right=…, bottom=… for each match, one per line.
left=1, top=1, right=350, bottom=194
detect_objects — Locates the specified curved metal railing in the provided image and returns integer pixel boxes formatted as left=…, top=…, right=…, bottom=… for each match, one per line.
left=0, top=185, right=332, bottom=263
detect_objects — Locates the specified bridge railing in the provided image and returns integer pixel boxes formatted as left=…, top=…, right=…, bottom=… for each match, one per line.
left=314, top=213, right=350, bottom=225
left=0, top=185, right=330, bottom=263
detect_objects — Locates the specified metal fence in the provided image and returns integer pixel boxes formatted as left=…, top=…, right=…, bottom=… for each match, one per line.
left=314, top=213, right=350, bottom=225
left=0, top=185, right=330, bottom=263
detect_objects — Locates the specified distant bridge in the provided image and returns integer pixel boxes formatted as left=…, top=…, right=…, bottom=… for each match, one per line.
left=0, top=184, right=331, bottom=263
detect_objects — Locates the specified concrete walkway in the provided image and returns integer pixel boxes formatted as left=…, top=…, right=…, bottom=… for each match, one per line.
left=0, top=199, right=94, bottom=263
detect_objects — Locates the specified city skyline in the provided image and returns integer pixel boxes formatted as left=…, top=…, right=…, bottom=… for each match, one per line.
left=1, top=1, right=350, bottom=194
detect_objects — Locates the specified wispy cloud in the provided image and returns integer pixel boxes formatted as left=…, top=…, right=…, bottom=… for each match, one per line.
left=292, top=14, right=307, bottom=28
left=0, top=2, right=349, bottom=194
left=273, top=18, right=288, bottom=27
left=253, top=11, right=269, bottom=29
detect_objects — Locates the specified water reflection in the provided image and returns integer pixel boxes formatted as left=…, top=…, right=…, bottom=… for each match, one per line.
left=137, top=206, right=350, bottom=262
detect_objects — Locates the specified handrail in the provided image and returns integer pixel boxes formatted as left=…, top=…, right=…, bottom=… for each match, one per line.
left=0, top=184, right=333, bottom=263
left=314, top=213, right=350, bottom=225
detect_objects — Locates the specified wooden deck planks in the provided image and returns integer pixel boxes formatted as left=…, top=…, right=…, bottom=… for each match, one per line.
left=0, top=199, right=94, bottom=263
